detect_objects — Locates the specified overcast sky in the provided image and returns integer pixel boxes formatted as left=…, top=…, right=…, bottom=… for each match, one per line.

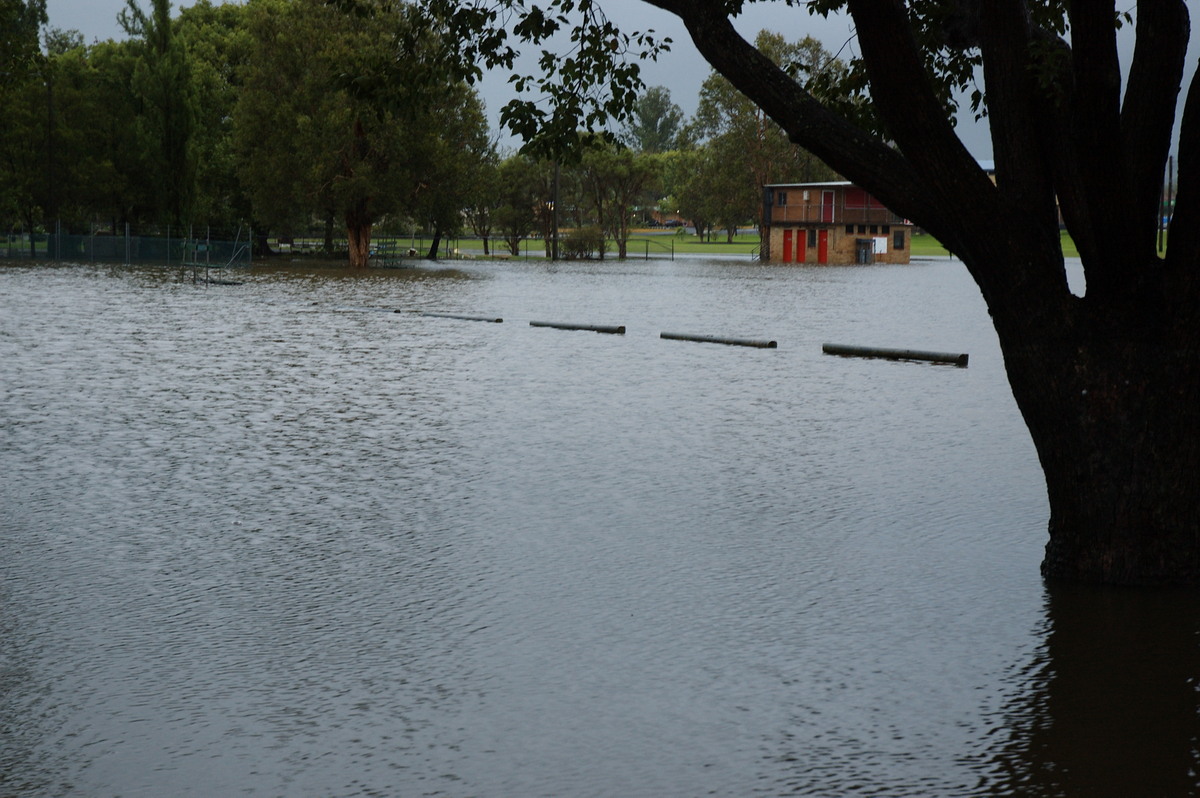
left=42, top=0, right=1200, bottom=163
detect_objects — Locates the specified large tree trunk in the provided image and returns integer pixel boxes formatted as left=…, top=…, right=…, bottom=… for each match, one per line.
left=994, top=275, right=1200, bottom=584
left=323, top=213, right=335, bottom=255
left=343, top=116, right=374, bottom=269
left=426, top=225, right=443, bottom=260
left=346, top=208, right=372, bottom=269
left=21, top=209, right=37, bottom=259
left=1035, top=354, right=1200, bottom=584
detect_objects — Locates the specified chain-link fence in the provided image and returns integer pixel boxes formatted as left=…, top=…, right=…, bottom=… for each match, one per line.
left=2, top=222, right=252, bottom=267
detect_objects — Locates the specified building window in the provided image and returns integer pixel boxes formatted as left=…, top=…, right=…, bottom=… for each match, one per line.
left=869, top=225, right=878, bottom=234
left=882, top=225, right=890, bottom=234
left=808, top=229, right=817, bottom=247
left=777, top=191, right=788, bottom=206
left=857, top=225, right=866, bottom=234
left=894, top=230, right=906, bottom=250
left=845, top=225, right=854, bottom=234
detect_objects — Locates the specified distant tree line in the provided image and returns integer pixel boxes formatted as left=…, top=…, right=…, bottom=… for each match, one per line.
left=0, top=0, right=839, bottom=266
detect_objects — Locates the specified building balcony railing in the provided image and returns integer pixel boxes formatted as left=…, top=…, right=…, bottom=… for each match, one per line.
left=768, top=204, right=906, bottom=226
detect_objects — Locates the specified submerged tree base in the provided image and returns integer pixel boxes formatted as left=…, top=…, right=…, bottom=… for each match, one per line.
left=1042, top=527, right=1200, bottom=586
left=1013, top=327, right=1200, bottom=586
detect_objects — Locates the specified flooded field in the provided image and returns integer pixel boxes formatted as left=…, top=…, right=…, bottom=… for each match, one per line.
left=1, top=257, right=1195, bottom=796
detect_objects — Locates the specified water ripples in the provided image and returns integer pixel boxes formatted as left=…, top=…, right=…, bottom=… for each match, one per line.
left=5, top=258, right=1187, bottom=797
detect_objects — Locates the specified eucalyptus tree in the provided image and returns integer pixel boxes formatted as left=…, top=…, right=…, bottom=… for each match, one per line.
left=463, top=147, right=501, bottom=256
left=578, top=139, right=661, bottom=258
left=665, top=147, right=716, bottom=240
left=410, top=84, right=492, bottom=260
left=682, top=136, right=758, bottom=242
left=229, top=0, right=314, bottom=241
left=235, top=0, right=487, bottom=267
left=492, top=154, right=542, bottom=256
left=623, top=85, right=684, bottom=153
left=417, top=0, right=1197, bottom=585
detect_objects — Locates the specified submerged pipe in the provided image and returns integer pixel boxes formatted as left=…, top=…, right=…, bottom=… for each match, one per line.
left=192, top=277, right=243, bottom=286
left=822, top=343, right=968, bottom=367
left=420, top=312, right=504, bottom=323
left=661, top=332, right=777, bottom=349
left=530, top=321, right=625, bottom=334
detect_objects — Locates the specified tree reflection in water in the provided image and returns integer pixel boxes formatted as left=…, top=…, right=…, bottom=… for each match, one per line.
left=989, top=584, right=1200, bottom=796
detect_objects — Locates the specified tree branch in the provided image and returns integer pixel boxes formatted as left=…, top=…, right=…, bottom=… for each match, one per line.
left=642, top=0, right=966, bottom=249
left=843, top=0, right=1045, bottom=299
left=977, top=1, right=1060, bottom=244
left=843, top=0, right=995, bottom=199
left=1167, top=58, right=1200, bottom=278
left=1122, top=0, right=1190, bottom=257
left=1065, top=1, right=1130, bottom=288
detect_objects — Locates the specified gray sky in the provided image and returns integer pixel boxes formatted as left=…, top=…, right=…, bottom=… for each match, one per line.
left=43, top=0, right=1200, bottom=163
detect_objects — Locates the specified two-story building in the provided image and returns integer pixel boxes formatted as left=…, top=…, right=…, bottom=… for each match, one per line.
left=761, top=181, right=913, bottom=264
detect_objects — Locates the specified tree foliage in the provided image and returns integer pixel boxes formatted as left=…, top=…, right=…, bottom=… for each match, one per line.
left=678, top=136, right=757, bottom=241
left=176, top=0, right=254, bottom=229
left=491, top=154, right=546, bottom=256
left=0, top=0, right=45, bottom=79
left=84, top=38, right=160, bottom=226
left=462, top=147, right=501, bottom=255
left=233, top=0, right=489, bottom=266
left=413, top=0, right=671, bottom=158
left=623, top=85, right=684, bottom=153
left=577, top=137, right=661, bottom=258
left=120, top=0, right=199, bottom=226
left=0, top=0, right=47, bottom=228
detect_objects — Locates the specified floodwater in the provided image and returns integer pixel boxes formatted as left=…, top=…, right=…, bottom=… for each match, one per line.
left=0, top=257, right=1196, bottom=797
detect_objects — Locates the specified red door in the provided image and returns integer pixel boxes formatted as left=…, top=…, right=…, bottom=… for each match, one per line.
left=782, top=230, right=793, bottom=263
left=821, top=190, right=836, bottom=223
left=818, top=230, right=829, bottom=263
left=797, top=230, right=806, bottom=263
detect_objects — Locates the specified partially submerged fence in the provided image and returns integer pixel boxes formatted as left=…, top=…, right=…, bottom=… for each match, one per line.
left=3, top=223, right=252, bottom=267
